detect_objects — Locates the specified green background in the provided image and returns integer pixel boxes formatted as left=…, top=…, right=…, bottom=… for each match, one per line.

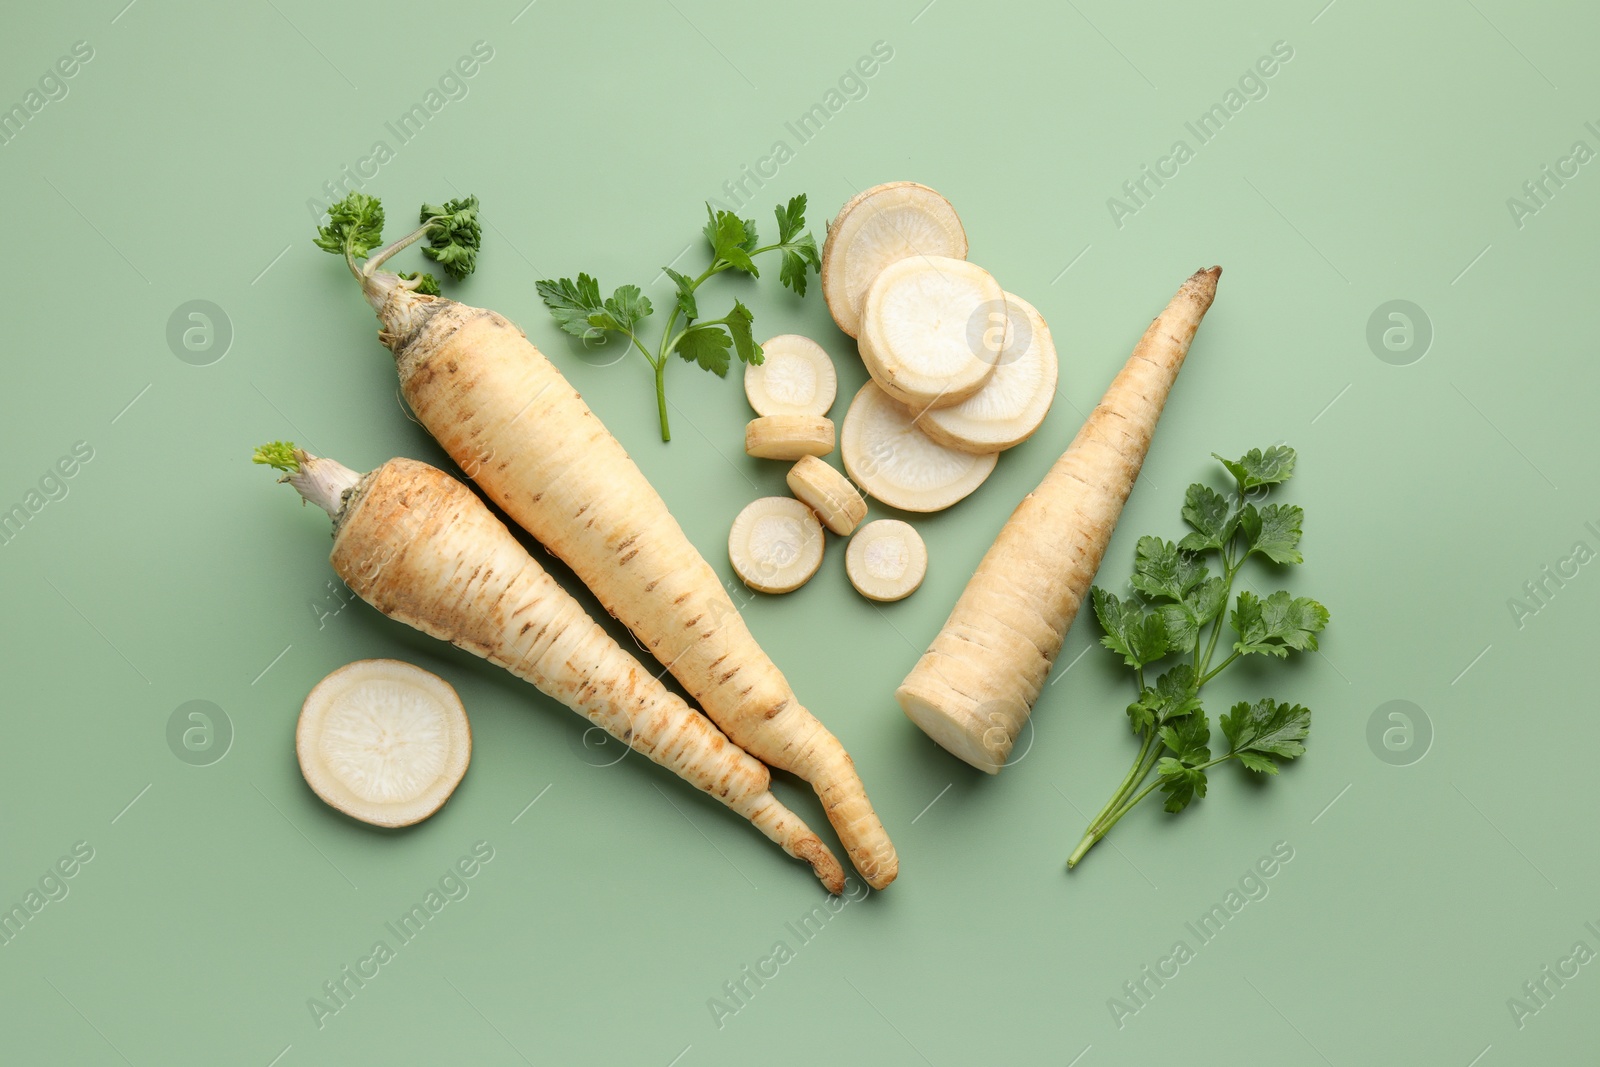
left=2, top=0, right=1593, bottom=1063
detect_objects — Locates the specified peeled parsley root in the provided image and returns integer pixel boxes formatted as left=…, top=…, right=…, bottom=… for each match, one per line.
left=841, top=382, right=996, bottom=512
left=320, top=190, right=897, bottom=887
left=745, top=415, right=835, bottom=460
left=897, top=268, right=1222, bottom=773
left=729, top=497, right=825, bottom=593
left=916, top=293, right=1058, bottom=454
left=297, top=659, right=471, bottom=828
left=255, top=445, right=846, bottom=892
left=744, top=334, right=837, bottom=416
left=858, top=256, right=1007, bottom=411
left=786, top=455, right=867, bottom=535
left=846, top=520, right=927, bottom=602
left=821, top=181, right=968, bottom=338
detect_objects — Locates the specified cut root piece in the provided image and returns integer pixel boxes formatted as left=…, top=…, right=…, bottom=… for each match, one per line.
left=745, top=415, right=835, bottom=460
left=296, top=659, right=472, bottom=828
left=846, top=520, right=927, bottom=602
left=841, top=382, right=997, bottom=513
left=745, top=335, right=838, bottom=417
left=915, top=293, right=1058, bottom=454
left=859, top=256, right=1006, bottom=411
left=821, top=181, right=968, bottom=338
left=786, top=455, right=867, bottom=536
left=729, top=497, right=825, bottom=593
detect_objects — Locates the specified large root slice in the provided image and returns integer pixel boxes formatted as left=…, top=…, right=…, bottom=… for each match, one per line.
left=729, top=497, right=825, bottom=593
left=821, top=181, right=968, bottom=338
left=858, top=256, right=1006, bottom=411
left=840, top=382, right=996, bottom=513
left=915, top=292, right=1058, bottom=454
left=296, top=659, right=471, bottom=828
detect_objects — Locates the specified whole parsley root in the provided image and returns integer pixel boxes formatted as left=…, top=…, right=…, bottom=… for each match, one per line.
left=1067, top=446, right=1329, bottom=869
left=536, top=197, right=820, bottom=442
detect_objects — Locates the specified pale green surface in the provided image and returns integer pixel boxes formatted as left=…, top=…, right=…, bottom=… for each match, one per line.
left=1, top=1, right=1595, bottom=1063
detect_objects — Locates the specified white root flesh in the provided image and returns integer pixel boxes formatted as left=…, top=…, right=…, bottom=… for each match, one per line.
left=915, top=292, right=1058, bottom=454
left=858, top=256, right=1006, bottom=411
left=785, top=455, right=867, bottom=536
left=840, top=382, right=996, bottom=513
left=744, top=335, right=838, bottom=417
left=745, top=415, right=835, bottom=460
left=846, top=520, right=927, bottom=602
left=729, top=497, right=825, bottom=593
left=296, top=659, right=471, bottom=828
left=821, top=181, right=968, bottom=338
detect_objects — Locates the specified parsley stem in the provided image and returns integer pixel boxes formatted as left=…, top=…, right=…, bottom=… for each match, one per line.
left=655, top=359, right=671, bottom=442
left=1198, top=650, right=1239, bottom=686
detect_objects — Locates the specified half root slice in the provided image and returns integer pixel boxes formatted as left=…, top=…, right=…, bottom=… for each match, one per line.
left=745, top=415, right=835, bottom=460
left=744, top=334, right=838, bottom=417
left=729, top=497, right=825, bottom=593
left=858, top=256, right=1006, bottom=411
left=296, top=659, right=472, bottom=828
left=821, top=181, right=968, bottom=338
left=841, top=382, right=997, bottom=513
left=786, top=455, right=868, bottom=536
left=846, top=520, right=927, bottom=602
left=915, top=292, right=1058, bottom=454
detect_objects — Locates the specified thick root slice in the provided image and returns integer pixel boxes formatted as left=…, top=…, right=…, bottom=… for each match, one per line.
left=296, top=659, right=471, bottom=828
left=745, top=415, right=835, bottom=460
left=785, top=455, right=867, bottom=536
left=916, top=292, right=1058, bottom=454
left=840, top=382, right=996, bottom=512
left=745, top=335, right=837, bottom=417
left=821, top=181, right=968, bottom=338
left=846, top=520, right=927, bottom=602
left=729, top=497, right=825, bottom=593
left=859, top=256, right=1006, bottom=410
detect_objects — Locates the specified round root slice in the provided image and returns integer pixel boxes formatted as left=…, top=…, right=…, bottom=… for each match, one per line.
left=846, top=520, right=928, bottom=602
left=858, top=256, right=1006, bottom=411
left=296, top=659, right=472, bottom=828
left=744, top=335, right=838, bottom=417
left=821, top=181, right=968, bottom=338
left=915, top=292, right=1058, bottom=454
left=786, top=455, right=867, bottom=536
left=841, top=382, right=997, bottom=513
left=745, top=415, right=835, bottom=460
left=729, top=497, right=825, bottom=593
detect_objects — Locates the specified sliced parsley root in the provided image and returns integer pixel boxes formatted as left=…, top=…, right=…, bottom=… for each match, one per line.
left=1066, top=446, right=1329, bottom=870
left=536, top=196, right=821, bottom=442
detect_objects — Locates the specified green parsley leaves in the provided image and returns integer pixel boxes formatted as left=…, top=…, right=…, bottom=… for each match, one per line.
left=1068, top=446, right=1329, bottom=868
left=536, top=195, right=821, bottom=442
left=314, top=191, right=482, bottom=293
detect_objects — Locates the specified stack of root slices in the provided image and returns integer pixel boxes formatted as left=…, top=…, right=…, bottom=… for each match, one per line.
left=820, top=181, right=1059, bottom=512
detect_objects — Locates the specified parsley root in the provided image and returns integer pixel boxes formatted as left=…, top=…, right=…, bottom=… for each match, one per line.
left=255, top=444, right=846, bottom=892
left=897, top=267, right=1222, bottom=772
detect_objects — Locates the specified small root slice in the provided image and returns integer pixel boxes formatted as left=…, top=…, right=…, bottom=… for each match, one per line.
left=745, top=335, right=838, bottom=417
left=729, top=497, right=825, bottom=593
left=841, top=382, right=996, bottom=513
left=859, top=256, right=1006, bottom=411
left=786, top=455, right=867, bottom=536
left=915, top=292, right=1058, bottom=454
left=821, top=181, right=968, bottom=338
left=846, top=520, right=927, bottom=602
left=296, top=659, right=471, bottom=828
left=745, top=415, right=835, bottom=460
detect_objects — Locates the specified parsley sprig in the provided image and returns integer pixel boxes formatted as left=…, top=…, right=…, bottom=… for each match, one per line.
left=536, top=196, right=820, bottom=442
left=313, top=192, right=482, bottom=296
left=1068, top=446, right=1329, bottom=869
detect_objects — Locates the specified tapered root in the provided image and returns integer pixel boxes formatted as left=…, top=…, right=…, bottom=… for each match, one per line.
left=736, top=792, right=848, bottom=894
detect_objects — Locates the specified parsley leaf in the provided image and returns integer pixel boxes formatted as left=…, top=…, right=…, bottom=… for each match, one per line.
left=1127, top=665, right=1201, bottom=734
left=1215, top=445, right=1296, bottom=492
left=1244, top=503, right=1304, bottom=565
left=663, top=267, right=698, bottom=319
left=705, top=207, right=758, bottom=275
left=314, top=192, right=385, bottom=261
left=1231, top=590, right=1329, bottom=657
left=397, top=271, right=441, bottom=296
left=773, top=194, right=821, bottom=296
left=536, top=274, right=608, bottom=341
left=1221, top=699, right=1311, bottom=773
left=594, top=284, right=652, bottom=335
left=1131, top=536, right=1209, bottom=601
left=1156, top=712, right=1212, bottom=812
left=419, top=196, right=482, bottom=279
left=1091, top=588, right=1168, bottom=668
left=1179, top=483, right=1234, bottom=552
left=724, top=301, right=761, bottom=366
left=677, top=326, right=733, bottom=376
